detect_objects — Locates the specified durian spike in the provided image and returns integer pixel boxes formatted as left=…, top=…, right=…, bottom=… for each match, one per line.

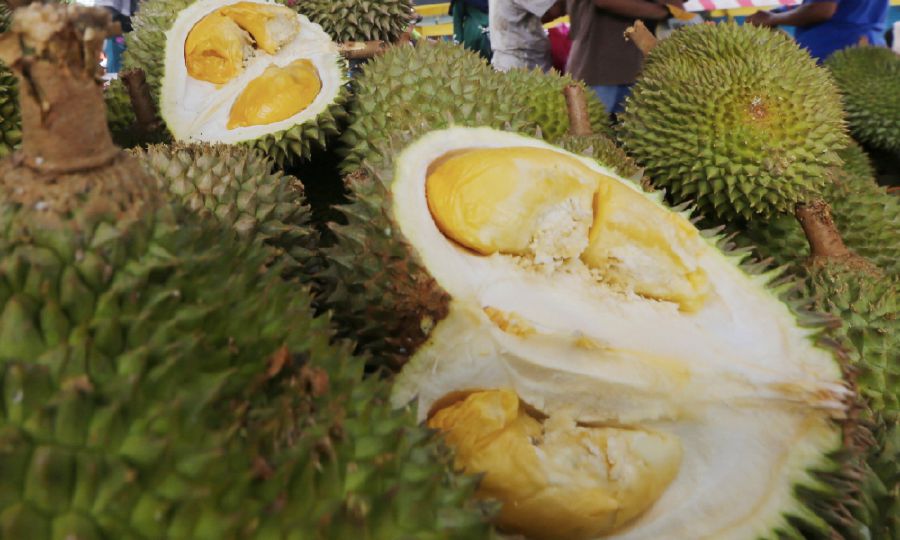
left=795, top=198, right=882, bottom=274
left=120, top=67, right=162, bottom=134
left=564, top=84, right=593, bottom=136
left=0, top=3, right=119, bottom=173
left=624, top=20, right=657, bottom=56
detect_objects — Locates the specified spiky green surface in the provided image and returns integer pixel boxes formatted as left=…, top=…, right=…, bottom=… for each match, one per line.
left=825, top=47, right=900, bottom=156
left=498, top=68, right=613, bottom=140
left=0, top=2, right=20, bottom=160
left=340, top=40, right=533, bottom=173
left=132, top=143, right=321, bottom=281
left=286, top=0, right=414, bottom=43
left=556, top=133, right=643, bottom=182
left=0, top=150, right=494, bottom=539
left=737, top=148, right=899, bottom=275
left=619, top=22, right=848, bottom=222
left=124, top=0, right=347, bottom=165
left=104, top=78, right=139, bottom=148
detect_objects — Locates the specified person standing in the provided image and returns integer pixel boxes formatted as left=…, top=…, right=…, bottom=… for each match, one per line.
left=489, top=0, right=566, bottom=72
left=565, top=0, right=681, bottom=115
left=452, top=0, right=493, bottom=61
left=95, top=0, right=136, bottom=75
left=746, top=0, right=888, bottom=62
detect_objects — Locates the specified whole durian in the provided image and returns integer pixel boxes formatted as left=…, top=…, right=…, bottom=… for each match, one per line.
left=340, top=40, right=533, bottom=174
left=0, top=6, right=494, bottom=539
left=286, top=0, right=415, bottom=43
left=325, top=123, right=861, bottom=539
left=825, top=46, right=900, bottom=156
left=619, top=22, right=849, bottom=221
left=0, top=1, right=21, bottom=158
left=132, top=143, right=321, bottom=281
left=124, top=0, right=348, bottom=164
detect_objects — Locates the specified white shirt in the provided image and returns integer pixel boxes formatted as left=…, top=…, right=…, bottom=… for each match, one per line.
left=489, top=0, right=557, bottom=71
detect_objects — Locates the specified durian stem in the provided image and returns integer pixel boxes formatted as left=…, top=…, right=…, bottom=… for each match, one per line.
left=624, top=21, right=658, bottom=56
left=564, top=85, right=593, bottom=136
left=0, top=4, right=120, bottom=174
left=121, top=68, right=162, bottom=134
left=794, top=199, right=851, bottom=259
left=340, top=41, right=389, bottom=60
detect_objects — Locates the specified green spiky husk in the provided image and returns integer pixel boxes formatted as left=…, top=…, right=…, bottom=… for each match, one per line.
left=498, top=68, right=613, bottom=140
left=825, top=47, right=900, bottom=156
left=619, top=22, right=849, bottom=221
left=104, top=78, right=139, bottom=147
left=736, top=145, right=899, bottom=276
left=340, top=40, right=534, bottom=174
left=555, top=133, right=644, bottom=183
left=123, top=0, right=348, bottom=165
left=131, top=143, right=322, bottom=282
left=286, top=0, right=414, bottom=43
left=0, top=2, right=20, bottom=159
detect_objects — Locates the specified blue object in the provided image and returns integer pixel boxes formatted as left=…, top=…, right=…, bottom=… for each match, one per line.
left=104, top=36, right=126, bottom=74
left=592, top=84, right=633, bottom=115
left=794, top=0, right=888, bottom=61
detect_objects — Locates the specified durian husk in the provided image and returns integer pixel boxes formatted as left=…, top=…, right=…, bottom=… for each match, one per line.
left=287, top=0, right=415, bottom=43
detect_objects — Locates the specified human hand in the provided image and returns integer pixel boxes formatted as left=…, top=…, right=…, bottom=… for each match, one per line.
left=746, top=10, right=776, bottom=27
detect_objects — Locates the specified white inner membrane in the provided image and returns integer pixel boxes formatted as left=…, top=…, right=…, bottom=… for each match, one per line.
left=390, top=127, right=848, bottom=539
left=160, top=0, right=343, bottom=144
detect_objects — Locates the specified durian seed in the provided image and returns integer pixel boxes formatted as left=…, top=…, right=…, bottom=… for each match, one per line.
left=227, top=60, right=321, bottom=129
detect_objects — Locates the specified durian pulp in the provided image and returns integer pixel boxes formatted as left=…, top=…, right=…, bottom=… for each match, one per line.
left=162, top=0, right=342, bottom=144
left=428, top=389, right=682, bottom=540
left=426, top=147, right=710, bottom=312
left=391, top=128, right=847, bottom=539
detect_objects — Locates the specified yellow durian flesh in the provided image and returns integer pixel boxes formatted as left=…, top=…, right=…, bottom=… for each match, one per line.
left=218, top=2, right=299, bottom=54
left=184, top=12, right=252, bottom=84
left=425, top=147, right=710, bottom=311
left=227, top=59, right=322, bottom=129
left=428, top=389, right=682, bottom=540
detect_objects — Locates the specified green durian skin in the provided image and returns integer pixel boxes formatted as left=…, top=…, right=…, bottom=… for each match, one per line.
left=0, top=2, right=22, bottom=159
left=619, top=22, right=849, bottom=222
left=340, top=40, right=535, bottom=174
left=123, top=0, right=348, bottom=165
left=825, top=47, right=900, bottom=156
left=131, top=143, right=321, bottom=282
left=287, top=0, right=414, bottom=43
left=499, top=68, right=613, bottom=141
left=738, top=144, right=899, bottom=276
left=555, top=133, right=643, bottom=183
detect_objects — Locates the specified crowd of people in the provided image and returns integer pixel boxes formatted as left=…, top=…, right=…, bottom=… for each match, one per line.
left=451, top=0, right=892, bottom=116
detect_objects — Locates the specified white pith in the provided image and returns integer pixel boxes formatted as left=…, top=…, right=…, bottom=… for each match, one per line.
left=160, top=0, right=344, bottom=144
left=390, top=127, right=848, bottom=539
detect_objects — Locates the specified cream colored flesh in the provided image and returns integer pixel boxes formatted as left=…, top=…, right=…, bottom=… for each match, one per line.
left=390, top=128, right=847, bottom=539
left=161, top=0, right=343, bottom=144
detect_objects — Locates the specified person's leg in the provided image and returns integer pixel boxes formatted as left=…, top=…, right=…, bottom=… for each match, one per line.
left=591, top=85, right=620, bottom=114
left=611, top=84, right=634, bottom=115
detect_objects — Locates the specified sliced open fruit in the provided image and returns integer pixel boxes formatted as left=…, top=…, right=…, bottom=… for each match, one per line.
left=158, top=0, right=346, bottom=163
left=381, top=127, right=849, bottom=539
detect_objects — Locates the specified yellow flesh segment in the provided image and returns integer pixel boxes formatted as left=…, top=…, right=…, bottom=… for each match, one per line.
left=428, top=389, right=682, bottom=540
left=218, top=2, right=294, bottom=54
left=227, top=59, right=321, bottom=129
left=184, top=12, right=250, bottom=84
left=425, top=147, right=710, bottom=311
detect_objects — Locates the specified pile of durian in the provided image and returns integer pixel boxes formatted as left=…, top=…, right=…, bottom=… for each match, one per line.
left=0, top=2, right=896, bottom=540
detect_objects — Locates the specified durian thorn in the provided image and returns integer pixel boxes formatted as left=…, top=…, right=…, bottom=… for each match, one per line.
left=624, top=20, right=657, bottom=56
left=564, top=84, right=593, bottom=136
left=0, top=4, right=120, bottom=173
left=340, top=40, right=389, bottom=60
left=121, top=68, right=163, bottom=134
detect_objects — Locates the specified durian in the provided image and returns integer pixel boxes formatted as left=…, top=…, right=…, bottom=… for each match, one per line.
left=131, top=143, right=321, bottom=281
left=0, top=1, right=20, bottom=158
left=619, top=22, right=849, bottom=221
left=326, top=124, right=855, bottom=539
left=0, top=6, right=494, bottom=539
left=825, top=46, right=900, bottom=156
left=124, top=0, right=348, bottom=164
left=287, top=0, right=415, bottom=43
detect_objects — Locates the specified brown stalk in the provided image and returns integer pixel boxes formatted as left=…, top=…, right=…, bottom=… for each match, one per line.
left=794, top=199, right=851, bottom=259
left=120, top=68, right=163, bottom=134
left=564, top=84, right=593, bottom=136
left=624, top=20, right=658, bottom=56
left=340, top=40, right=389, bottom=60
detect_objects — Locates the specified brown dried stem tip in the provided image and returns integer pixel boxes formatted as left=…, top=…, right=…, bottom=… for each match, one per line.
left=121, top=68, right=163, bottom=134
left=624, top=20, right=658, bottom=57
left=795, top=199, right=851, bottom=259
left=340, top=40, right=390, bottom=60
left=564, top=84, right=593, bottom=137
left=0, top=3, right=120, bottom=174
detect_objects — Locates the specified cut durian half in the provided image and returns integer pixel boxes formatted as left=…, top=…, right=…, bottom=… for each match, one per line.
left=389, top=128, right=849, bottom=539
left=159, top=0, right=345, bottom=155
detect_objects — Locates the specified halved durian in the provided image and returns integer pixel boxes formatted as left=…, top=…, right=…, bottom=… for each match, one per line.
left=387, top=128, right=849, bottom=539
left=158, top=0, right=346, bottom=163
